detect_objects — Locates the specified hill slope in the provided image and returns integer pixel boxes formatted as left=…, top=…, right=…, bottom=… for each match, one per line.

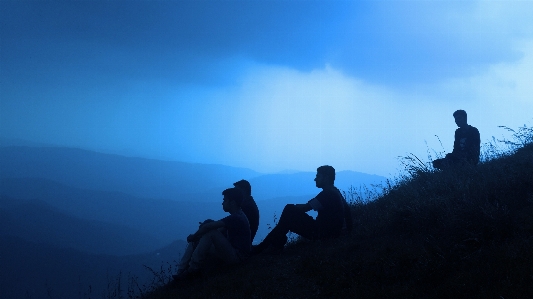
left=145, top=137, right=533, bottom=298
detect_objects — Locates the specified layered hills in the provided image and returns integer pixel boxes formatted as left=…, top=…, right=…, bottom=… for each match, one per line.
left=0, top=144, right=385, bottom=299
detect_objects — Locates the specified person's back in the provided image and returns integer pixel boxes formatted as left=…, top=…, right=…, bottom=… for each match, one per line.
left=314, top=186, right=345, bottom=238
left=241, top=195, right=259, bottom=242
left=233, top=179, right=260, bottom=243
left=453, top=124, right=480, bottom=165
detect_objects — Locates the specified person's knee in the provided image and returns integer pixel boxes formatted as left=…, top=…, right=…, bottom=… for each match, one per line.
left=283, top=204, right=296, bottom=211
left=280, top=204, right=299, bottom=220
left=201, top=229, right=223, bottom=241
left=433, top=158, right=447, bottom=170
left=271, top=234, right=288, bottom=249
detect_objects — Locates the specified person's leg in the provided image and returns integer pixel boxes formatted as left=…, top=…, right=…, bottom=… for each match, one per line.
left=270, top=204, right=317, bottom=247
left=432, top=158, right=447, bottom=170
left=254, top=204, right=317, bottom=252
left=177, top=241, right=197, bottom=273
left=250, top=218, right=259, bottom=244
left=435, top=153, right=466, bottom=170
left=188, top=230, right=239, bottom=271
left=210, top=230, right=241, bottom=264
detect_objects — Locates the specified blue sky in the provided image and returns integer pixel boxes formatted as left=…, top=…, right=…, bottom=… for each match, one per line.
left=1, top=1, right=533, bottom=177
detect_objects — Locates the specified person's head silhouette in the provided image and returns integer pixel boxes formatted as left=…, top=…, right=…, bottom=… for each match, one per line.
left=315, top=165, right=335, bottom=188
left=233, top=179, right=251, bottom=196
left=453, top=110, right=468, bottom=128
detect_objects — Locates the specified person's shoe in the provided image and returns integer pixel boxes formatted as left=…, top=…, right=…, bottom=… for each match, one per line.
left=172, top=267, right=188, bottom=279
left=263, top=245, right=284, bottom=255
left=250, top=244, right=265, bottom=255
left=251, top=243, right=283, bottom=255
left=172, top=268, right=201, bottom=281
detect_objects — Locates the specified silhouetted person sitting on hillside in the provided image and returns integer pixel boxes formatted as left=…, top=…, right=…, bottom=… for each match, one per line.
left=251, top=165, right=353, bottom=255
left=233, top=179, right=260, bottom=244
left=433, top=110, right=480, bottom=170
left=173, top=188, right=251, bottom=281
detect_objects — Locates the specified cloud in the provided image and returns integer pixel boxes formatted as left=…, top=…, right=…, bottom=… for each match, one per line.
left=332, top=1, right=533, bottom=87
left=2, top=1, right=533, bottom=178
left=195, top=64, right=430, bottom=175
left=0, top=1, right=347, bottom=85
left=4, top=1, right=531, bottom=89
left=434, top=39, right=533, bottom=131
left=193, top=37, right=533, bottom=176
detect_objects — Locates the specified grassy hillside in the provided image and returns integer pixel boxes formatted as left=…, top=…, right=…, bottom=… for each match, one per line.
left=140, top=125, right=533, bottom=299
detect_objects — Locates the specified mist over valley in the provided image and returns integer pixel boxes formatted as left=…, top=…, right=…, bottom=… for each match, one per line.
left=0, top=143, right=385, bottom=298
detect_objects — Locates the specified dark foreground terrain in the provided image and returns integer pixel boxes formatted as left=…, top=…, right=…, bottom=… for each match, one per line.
left=144, top=126, right=533, bottom=299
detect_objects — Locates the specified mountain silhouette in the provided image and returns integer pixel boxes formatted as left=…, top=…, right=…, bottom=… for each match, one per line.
left=0, top=146, right=261, bottom=200
left=0, top=177, right=227, bottom=248
left=0, top=143, right=390, bottom=299
left=0, top=195, right=161, bottom=255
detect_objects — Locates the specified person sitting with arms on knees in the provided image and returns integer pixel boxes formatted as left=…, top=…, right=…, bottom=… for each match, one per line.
left=252, top=165, right=353, bottom=255
left=233, top=179, right=260, bottom=244
left=433, top=109, right=480, bottom=170
left=173, top=187, right=251, bottom=281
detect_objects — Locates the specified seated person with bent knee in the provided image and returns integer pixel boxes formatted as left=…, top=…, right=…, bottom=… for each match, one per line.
left=433, top=109, right=480, bottom=170
left=173, top=188, right=251, bottom=280
left=252, top=165, right=352, bottom=254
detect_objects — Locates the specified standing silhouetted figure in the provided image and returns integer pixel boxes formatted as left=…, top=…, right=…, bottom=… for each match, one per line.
left=251, top=165, right=353, bottom=255
left=233, top=179, right=260, bottom=244
left=433, top=110, right=480, bottom=170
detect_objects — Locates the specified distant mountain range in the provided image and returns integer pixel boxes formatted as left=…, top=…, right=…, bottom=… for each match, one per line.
left=0, top=194, right=161, bottom=255
left=0, top=146, right=261, bottom=200
left=0, top=145, right=386, bottom=201
left=249, top=170, right=385, bottom=200
left=0, top=145, right=386, bottom=248
left=0, top=143, right=387, bottom=299
left=0, top=177, right=226, bottom=252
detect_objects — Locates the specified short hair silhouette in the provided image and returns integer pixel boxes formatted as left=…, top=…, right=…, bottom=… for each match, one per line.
left=233, top=179, right=251, bottom=196
left=317, top=165, right=335, bottom=184
left=453, top=110, right=467, bottom=118
left=222, top=188, right=244, bottom=207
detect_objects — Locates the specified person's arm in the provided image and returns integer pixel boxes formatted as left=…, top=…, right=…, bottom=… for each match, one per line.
left=452, top=128, right=469, bottom=161
left=187, top=220, right=225, bottom=242
left=470, top=127, right=481, bottom=164
left=307, top=196, right=324, bottom=212
left=294, top=203, right=312, bottom=213
left=342, top=198, right=353, bottom=233
left=452, top=129, right=460, bottom=154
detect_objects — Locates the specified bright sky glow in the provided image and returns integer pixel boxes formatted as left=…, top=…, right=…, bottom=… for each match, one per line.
left=1, top=1, right=533, bottom=177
